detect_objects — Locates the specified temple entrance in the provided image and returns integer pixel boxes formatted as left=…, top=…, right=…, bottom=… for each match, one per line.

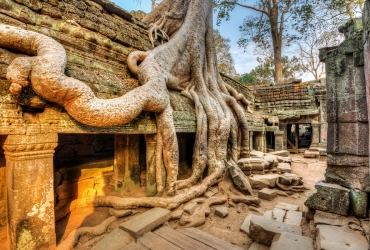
left=266, top=132, right=275, bottom=151
left=287, top=124, right=312, bottom=153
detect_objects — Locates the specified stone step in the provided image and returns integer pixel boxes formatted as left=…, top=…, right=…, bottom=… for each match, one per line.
left=284, top=210, right=302, bottom=227
left=258, top=188, right=277, bottom=200
left=177, top=227, right=244, bottom=250
left=316, top=225, right=368, bottom=250
left=270, top=232, right=313, bottom=250
left=272, top=208, right=286, bottom=222
left=249, top=216, right=302, bottom=246
left=250, top=174, right=279, bottom=189
left=91, top=229, right=133, bottom=250
left=120, top=207, right=171, bottom=238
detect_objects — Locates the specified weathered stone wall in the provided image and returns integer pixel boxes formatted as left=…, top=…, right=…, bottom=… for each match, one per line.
left=305, top=18, right=369, bottom=218
left=254, top=80, right=321, bottom=121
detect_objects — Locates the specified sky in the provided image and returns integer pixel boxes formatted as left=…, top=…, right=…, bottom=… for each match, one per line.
left=111, top=0, right=259, bottom=76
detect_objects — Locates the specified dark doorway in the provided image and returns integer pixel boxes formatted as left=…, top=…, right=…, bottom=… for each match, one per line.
left=266, top=132, right=275, bottom=150
left=287, top=124, right=312, bottom=153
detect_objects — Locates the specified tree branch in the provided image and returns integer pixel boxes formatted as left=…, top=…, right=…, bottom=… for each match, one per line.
left=221, top=1, right=269, bottom=16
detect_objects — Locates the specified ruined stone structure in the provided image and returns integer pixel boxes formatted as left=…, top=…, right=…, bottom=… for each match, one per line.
left=0, top=0, right=330, bottom=249
left=305, top=18, right=369, bottom=218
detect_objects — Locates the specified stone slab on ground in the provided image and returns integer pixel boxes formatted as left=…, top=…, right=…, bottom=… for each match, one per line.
left=248, top=242, right=270, bottom=250
left=250, top=150, right=265, bottom=158
left=120, top=242, right=148, bottom=250
left=270, top=232, right=313, bottom=250
left=263, top=210, right=272, bottom=219
left=170, top=210, right=183, bottom=220
left=120, top=208, right=171, bottom=238
left=305, top=181, right=350, bottom=216
left=184, top=201, right=198, bottom=215
left=304, top=150, right=320, bottom=158
left=214, top=206, right=228, bottom=218
left=277, top=163, right=292, bottom=173
left=91, top=229, right=134, bottom=250
left=272, top=208, right=286, bottom=222
left=284, top=210, right=302, bottom=227
left=271, top=150, right=290, bottom=157
left=250, top=174, right=279, bottom=189
left=316, top=225, right=368, bottom=250
left=275, top=202, right=299, bottom=211
left=249, top=216, right=302, bottom=246
left=229, top=162, right=254, bottom=195
left=278, top=173, right=302, bottom=186
left=258, top=188, right=277, bottom=200
left=238, top=158, right=266, bottom=171
left=178, top=227, right=244, bottom=250
left=240, top=214, right=255, bottom=235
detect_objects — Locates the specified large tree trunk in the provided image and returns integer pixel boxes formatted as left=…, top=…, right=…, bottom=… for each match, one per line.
left=270, top=8, right=283, bottom=84
left=0, top=0, right=251, bottom=205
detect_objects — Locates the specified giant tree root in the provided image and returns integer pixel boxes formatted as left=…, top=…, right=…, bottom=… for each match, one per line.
left=56, top=216, right=117, bottom=250
left=94, top=168, right=225, bottom=210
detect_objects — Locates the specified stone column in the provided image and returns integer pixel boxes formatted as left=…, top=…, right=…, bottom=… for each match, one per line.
left=113, top=134, right=140, bottom=192
left=144, top=134, right=165, bottom=197
left=310, top=123, right=320, bottom=148
left=279, top=123, right=288, bottom=150
left=261, top=131, right=267, bottom=153
left=274, top=131, right=284, bottom=151
left=249, top=131, right=254, bottom=152
left=317, top=95, right=328, bottom=148
left=3, top=133, right=58, bottom=250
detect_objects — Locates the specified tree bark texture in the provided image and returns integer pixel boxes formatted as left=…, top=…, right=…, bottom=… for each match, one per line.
left=0, top=0, right=251, bottom=204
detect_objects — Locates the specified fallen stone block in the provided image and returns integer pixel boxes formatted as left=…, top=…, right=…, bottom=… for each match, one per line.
left=92, top=229, right=134, bottom=250
left=275, top=202, right=299, bottom=211
left=228, top=162, right=253, bottom=195
left=215, top=206, right=228, bottom=218
left=250, top=174, right=279, bottom=189
left=284, top=210, right=302, bottom=227
left=349, top=189, right=367, bottom=218
left=120, top=208, right=171, bottom=239
left=249, top=216, right=302, bottom=246
left=250, top=150, right=265, bottom=158
left=312, top=210, right=359, bottom=227
left=263, top=210, right=272, bottom=219
left=240, top=214, right=255, bottom=235
left=258, top=188, right=277, bottom=201
left=263, top=155, right=278, bottom=169
left=272, top=208, right=286, bottom=222
left=304, top=150, right=319, bottom=158
left=248, top=242, right=269, bottom=250
left=170, top=210, right=183, bottom=220
left=271, top=150, right=290, bottom=157
left=237, top=158, right=266, bottom=171
left=183, top=201, right=198, bottom=215
left=275, top=156, right=292, bottom=163
left=316, top=225, right=368, bottom=250
left=278, top=173, right=303, bottom=186
left=304, top=181, right=350, bottom=216
left=270, top=232, right=313, bottom=250
left=277, top=163, right=292, bottom=173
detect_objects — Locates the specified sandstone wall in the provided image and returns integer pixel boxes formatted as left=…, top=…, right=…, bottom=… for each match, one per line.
left=254, top=81, right=321, bottom=122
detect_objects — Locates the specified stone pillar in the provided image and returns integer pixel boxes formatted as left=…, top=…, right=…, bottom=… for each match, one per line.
left=261, top=131, right=267, bottom=153
left=310, top=123, right=320, bottom=148
left=113, top=134, right=140, bottom=192
left=274, top=131, right=284, bottom=151
left=317, top=95, right=328, bottom=148
left=249, top=131, right=254, bottom=151
left=279, top=123, right=288, bottom=150
left=3, top=133, right=58, bottom=250
left=144, top=134, right=165, bottom=197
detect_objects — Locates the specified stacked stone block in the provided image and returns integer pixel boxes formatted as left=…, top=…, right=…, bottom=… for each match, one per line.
left=306, top=18, right=369, bottom=218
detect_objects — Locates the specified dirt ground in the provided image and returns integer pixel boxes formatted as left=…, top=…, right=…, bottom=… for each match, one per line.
left=0, top=153, right=327, bottom=249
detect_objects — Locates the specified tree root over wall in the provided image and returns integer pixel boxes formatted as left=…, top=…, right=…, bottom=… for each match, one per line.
left=0, top=0, right=257, bottom=247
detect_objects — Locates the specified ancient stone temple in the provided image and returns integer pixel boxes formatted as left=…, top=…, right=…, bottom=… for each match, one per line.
left=0, top=0, right=368, bottom=249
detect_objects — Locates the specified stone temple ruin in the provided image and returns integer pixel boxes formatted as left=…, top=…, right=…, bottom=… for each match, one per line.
left=0, top=0, right=369, bottom=249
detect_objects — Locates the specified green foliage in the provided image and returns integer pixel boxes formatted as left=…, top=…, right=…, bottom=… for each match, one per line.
left=238, top=73, right=256, bottom=84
